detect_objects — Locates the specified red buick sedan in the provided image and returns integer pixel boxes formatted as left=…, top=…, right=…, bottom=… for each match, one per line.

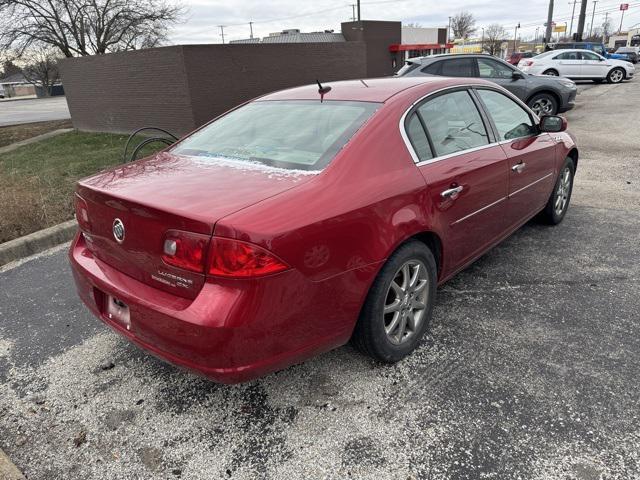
left=70, top=77, right=578, bottom=383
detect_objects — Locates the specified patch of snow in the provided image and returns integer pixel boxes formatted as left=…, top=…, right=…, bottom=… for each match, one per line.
left=177, top=154, right=321, bottom=179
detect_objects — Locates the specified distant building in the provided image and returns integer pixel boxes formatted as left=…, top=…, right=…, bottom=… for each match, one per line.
left=389, top=26, right=452, bottom=61
left=231, top=29, right=346, bottom=44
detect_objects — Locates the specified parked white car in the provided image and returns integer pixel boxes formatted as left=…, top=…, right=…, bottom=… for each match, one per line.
left=518, top=49, right=635, bottom=84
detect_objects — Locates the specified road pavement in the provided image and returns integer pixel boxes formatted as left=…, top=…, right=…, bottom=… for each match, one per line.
left=1, top=81, right=639, bottom=480
left=0, top=97, right=70, bottom=126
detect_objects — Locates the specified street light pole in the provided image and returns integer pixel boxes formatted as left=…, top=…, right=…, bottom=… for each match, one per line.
left=568, top=0, right=577, bottom=38
left=545, top=0, right=554, bottom=44
left=481, top=27, right=485, bottom=52
left=575, top=0, right=589, bottom=41
left=357, top=0, right=361, bottom=21
left=514, top=23, right=520, bottom=55
left=589, top=0, right=598, bottom=38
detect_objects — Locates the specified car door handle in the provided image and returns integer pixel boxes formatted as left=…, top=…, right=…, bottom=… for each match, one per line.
left=512, top=162, right=526, bottom=173
left=441, top=186, right=464, bottom=198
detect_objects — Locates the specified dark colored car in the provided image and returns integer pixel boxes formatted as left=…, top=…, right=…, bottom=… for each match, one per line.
left=615, top=46, right=639, bottom=64
left=396, top=54, right=578, bottom=116
left=70, top=77, right=578, bottom=383
left=508, top=51, right=535, bottom=65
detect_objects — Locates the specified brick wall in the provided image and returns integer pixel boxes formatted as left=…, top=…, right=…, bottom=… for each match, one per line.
left=61, top=42, right=367, bottom=136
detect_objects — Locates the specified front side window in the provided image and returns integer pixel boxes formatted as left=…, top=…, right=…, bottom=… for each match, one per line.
left=477, top=89, right=537, bottom=141
left=417, top=90, right=489, bottom=157
left=172, top=100, right=379, bottom=171
left=478, top=58, right=514, bottom=78
left=440, top=58, right=476, bottom=77
left=581, top=51, right=601, bottom=61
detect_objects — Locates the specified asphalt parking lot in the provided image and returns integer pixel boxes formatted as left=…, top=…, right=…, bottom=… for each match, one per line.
left=0, top=97, right=71, bottom=126
left=1, top=80, right=639, bottom=480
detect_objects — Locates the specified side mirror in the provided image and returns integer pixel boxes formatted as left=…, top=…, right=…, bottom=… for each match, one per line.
left=540, top=115, right=567, bottom=132
left=512, top=71, right=525, bottom=80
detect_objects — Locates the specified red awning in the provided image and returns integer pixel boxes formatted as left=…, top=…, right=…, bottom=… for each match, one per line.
left=389, top=43, right=454, bottom=52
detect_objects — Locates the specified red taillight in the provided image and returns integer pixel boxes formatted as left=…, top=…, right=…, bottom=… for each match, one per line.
left=74, top=194, right=91, bottom=231
left=521, top=60, right=534, bottom=67
left=208, top=237, right=290, bottom=278
left=161, top=230, right=210, bottom=273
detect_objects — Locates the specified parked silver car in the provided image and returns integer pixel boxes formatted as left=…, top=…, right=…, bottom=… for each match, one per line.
left=396, top=53, right=578, bottom=116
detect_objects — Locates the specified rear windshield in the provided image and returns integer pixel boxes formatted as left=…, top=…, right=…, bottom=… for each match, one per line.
left=171, top=100, right=379, bottom=171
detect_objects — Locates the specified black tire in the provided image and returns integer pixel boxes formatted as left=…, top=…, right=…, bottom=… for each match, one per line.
left=607, top=67, right=625, bottom=84
left=527, top=92, right=559, bottom=116
left=542, top=69, right=559, bottom=76
left=593, top=79, right=605, bottom=84
left=351, top=240, right=437, bottom=363
left=541, top=157, right=575, bottom=225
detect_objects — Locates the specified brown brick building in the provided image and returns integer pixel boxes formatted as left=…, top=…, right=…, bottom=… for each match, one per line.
left=60, top=21, right=402, bottom=136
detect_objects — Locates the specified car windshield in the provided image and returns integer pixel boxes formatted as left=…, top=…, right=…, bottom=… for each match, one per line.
left=535, top=51, right=557, bottom=59
left=171, top=100, right=380, bottom=171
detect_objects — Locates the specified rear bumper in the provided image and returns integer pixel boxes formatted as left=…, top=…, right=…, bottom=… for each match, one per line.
left=69, top=231, right=365, bottom=383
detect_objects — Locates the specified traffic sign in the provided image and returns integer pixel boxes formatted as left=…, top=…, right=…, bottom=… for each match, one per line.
left=620, top=3, right=629, bottom=11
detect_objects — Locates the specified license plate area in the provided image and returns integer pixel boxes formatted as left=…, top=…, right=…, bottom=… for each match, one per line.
left=106, top=295, right=131, bottom=330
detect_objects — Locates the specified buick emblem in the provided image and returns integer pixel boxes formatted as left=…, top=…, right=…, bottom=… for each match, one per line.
left=112, top=218, right=125, bottom=243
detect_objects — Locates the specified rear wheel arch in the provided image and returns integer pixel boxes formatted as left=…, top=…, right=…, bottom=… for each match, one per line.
left=542, top=68, right=559, bottom=76
left=567, top=147, right=579, bottom=170
left=409, top=231, right=443, bottom=278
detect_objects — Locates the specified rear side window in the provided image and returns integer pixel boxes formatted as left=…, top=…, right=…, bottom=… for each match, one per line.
left=417, top=90, right=489, bottom=156
left=440, top=58, right=476, bottom=77
left=555, top=51, right=580, bottom=60
left=421, top=62, right=441, bottom=74
left=405, top=114, right=433, bottom=161
left=476, top=89, right=537, bottom=141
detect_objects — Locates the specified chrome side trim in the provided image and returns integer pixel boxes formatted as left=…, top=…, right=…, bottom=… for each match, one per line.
left=509, top=172, right=554, bottom=197
left=451, top=196, right=507, bottom=226
left=415, top=143, right=500, bottom=166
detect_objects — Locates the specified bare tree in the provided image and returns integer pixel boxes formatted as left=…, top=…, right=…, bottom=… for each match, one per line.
left=22, top=48, right=61, bottom=96
left=0, top=0, right=184, bottom=58
left=451, top=11, right=476, bottom=40
left=1, top=59, right=22, bottom=78
left=404, top=22, right=423, bottom=28
left=483, top=24, right=506, bottom=56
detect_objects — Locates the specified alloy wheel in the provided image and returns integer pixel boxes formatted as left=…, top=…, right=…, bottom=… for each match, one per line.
left=554, top=166, right=572, bottom=216
left=383, top=260, right=429, bottom=345
left=531, top=98, right=554, bottom=116
left=609, top=69, right=624, bottom=83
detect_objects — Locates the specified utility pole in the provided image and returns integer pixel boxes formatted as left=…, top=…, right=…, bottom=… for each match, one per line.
left=589, top=0, right=598, bottom=38
left=535, top=26, right=540, bottom=44
left=350, top=4, right=356, bottom=22
left=481, top=27, right=485, bottom=51
left=448, top=16, right=452, bottom=42
left=575, top=0, right=588, bottom=41
left=568, top=0, right=578, bottom=38
left=357, top=0, right=361, bottom=21
left=514, top=23, right=520, bottom=54
left=249, top=21, right=254, bottom=39
left=603, top=11, right=610, bottom=44
left=219, top=25, right=225, bottom=44
left=545, top=0, right=554, bottom=44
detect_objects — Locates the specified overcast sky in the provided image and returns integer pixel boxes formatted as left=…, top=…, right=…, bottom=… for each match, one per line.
left=168, top=0, right=640, bottom=44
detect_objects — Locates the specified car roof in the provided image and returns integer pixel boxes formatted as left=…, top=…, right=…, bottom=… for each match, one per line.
left=259, top=76, right=489, bottom=103
left=551, top=48, right=603, bottom=54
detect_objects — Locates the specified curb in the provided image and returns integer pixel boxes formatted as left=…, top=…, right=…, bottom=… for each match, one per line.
left=0, top=219, right=77, bottom=267
left=0, top=128, right=74, bottom=154
left=0, top=448, right=26, bottom=480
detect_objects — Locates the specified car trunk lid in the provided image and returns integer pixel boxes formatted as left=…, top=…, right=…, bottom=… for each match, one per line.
left=76, top=152, right=315, bottom=299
